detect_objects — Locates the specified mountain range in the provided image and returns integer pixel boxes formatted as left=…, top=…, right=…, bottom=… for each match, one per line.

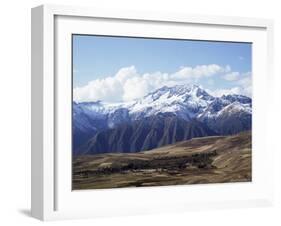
left=73, top=84, right=252, bottom=155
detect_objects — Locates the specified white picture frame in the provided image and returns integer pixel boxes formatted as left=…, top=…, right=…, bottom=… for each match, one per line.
left=31, top=4, right=274, bottom=221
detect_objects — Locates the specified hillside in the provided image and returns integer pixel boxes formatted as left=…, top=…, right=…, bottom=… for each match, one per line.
left=73, top=131, right=251, bottom=189
left=73, top=84, right=252, bottom=154
left=79, top=116, right=216, bottom=155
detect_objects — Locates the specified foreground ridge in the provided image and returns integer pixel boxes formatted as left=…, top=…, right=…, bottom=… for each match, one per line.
left=73, top=131, right=252, bottom=189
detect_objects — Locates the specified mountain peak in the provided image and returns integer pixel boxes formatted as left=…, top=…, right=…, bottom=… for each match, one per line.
left=78, top=100, right=103, bottom=106
left=73, top=84, right=252, bottom=152
left=221, top=94, right=251, bottom=104
left=144, top=84, right=208, bottom=101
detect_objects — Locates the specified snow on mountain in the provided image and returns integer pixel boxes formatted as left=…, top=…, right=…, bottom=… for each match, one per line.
left=197, top=94, right=251, bottom=121
left=73, top=84, right=252, bottom=151
left=75, top=84, right=217, bottom=120
left=128, top=84, right=214, bottom=120
left=221, top=94, right=251, bottom=105
left=217, top=101, right=251, bottom=117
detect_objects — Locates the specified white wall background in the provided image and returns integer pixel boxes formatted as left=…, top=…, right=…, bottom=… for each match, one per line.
left=0, top=0, right=280, bottom=225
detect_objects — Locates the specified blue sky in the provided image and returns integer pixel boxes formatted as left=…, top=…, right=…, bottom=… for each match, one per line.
left=73, top=35, right=252, bottom=102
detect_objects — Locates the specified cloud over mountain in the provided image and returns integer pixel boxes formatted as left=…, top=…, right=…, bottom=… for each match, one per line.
left=73, top=84, right=252, bottom=154
left=74, top=65, right=251, bottom=103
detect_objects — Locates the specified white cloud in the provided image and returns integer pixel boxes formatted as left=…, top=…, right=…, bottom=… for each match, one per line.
left=208, top=72, right=252, bottom=97
left=172, top=64, right=228, bottom=81
left=222, top=72, right=240, bottom=81
left=208, top=87, right=242, bottom=97
left=74, top=64, right=230, bottom=102
left=74, top=76, right=123, bottom=103
left=237, top=76, right=252, bottom=97
left=207, top=79, right=215, bottom=86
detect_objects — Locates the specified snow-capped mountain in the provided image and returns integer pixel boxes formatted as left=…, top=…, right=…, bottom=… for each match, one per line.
left=129, top=84, right=214, bottom=121
left=73, top=84, right=252, bottom=154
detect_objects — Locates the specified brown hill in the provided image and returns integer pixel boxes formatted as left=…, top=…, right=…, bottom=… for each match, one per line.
left=73, top=131, right=251, bottom=189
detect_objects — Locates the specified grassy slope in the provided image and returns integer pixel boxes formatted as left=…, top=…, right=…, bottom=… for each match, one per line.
left=73, top=131, right=251, bottom=189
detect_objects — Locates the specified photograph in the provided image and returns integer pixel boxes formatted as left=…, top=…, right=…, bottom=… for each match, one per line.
left=72, top=35, right=252, bottom=190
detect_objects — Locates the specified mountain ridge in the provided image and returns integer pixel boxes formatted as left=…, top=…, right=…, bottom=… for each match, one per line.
left=73, top=84, right=252, bottom=154
left=78, top=115, right=217, bottom=155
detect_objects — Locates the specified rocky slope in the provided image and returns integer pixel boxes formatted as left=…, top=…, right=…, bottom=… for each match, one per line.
left=73, top=84, right=252, bottom=155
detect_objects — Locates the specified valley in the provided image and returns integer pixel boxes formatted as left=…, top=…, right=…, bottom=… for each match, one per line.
left=72, top=131, right=251, bottom=189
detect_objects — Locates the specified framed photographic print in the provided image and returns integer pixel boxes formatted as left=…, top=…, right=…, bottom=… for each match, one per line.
left=31, top=4, right=274, bottom=221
